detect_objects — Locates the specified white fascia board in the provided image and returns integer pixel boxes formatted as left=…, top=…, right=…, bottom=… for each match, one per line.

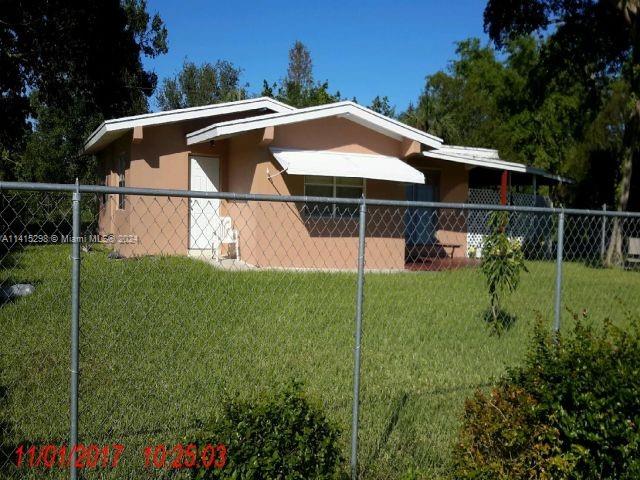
left=425, top=150, right=530, bottom=172
left=83, top=97, right=295, bottom=154
left=84, top=123, right=109, bottom=152
left=435, top=145, right=501, bottom=159
left=186, top=101, right=443, bottom=148
left=423, top=151, right=573, bottom=184
left=345, top=102, right=443, bottom=145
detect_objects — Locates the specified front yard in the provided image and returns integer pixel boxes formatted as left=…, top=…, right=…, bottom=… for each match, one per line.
left=1, top=245, right=638, bottom=478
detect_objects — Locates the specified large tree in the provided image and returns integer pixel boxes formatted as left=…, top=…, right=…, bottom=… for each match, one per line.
left=483, top=0, right=640, bottom=263
left=286, top=41, right=313, bottom=90
left=262, top=41, right=341, bottom=108
left=401, top=37, right=587, bottom=184
left=0, top=0, right=167, bottom=183
left=156, top=60, right=247, bottom=110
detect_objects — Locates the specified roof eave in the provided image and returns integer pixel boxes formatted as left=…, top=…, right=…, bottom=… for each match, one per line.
left=186, top=102, right=443, bottom=149
left=82, top=97, right=296, bottom=155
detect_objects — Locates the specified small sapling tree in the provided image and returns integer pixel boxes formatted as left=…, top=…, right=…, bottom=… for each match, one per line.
left=480, top=212, right=528, bottom=331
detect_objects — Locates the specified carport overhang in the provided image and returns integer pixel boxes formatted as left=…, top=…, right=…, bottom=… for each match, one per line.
left=421, top=146, right=573, bottom=205
left=422, top=147, right=573, bottom=185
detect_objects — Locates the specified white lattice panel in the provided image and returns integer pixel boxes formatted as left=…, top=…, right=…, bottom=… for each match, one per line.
left=466, top=189, right=552, bottom=258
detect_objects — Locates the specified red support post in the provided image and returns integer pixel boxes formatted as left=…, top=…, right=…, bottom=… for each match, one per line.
left=500, top=170, right=508, bottom=205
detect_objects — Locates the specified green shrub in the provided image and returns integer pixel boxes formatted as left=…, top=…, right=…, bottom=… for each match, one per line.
left=453, top=384, right=573, bottom=479
left=453, top=313, right=640, bottom=479
left=480, top=212, right=528, bottom=333
left=193, top=382, right=343, bottom=479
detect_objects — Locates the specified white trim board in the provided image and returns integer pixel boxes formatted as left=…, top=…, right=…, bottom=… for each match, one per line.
left=186, top=101, right=444, bottom=149
left=83, top=97, right=295, bottom=154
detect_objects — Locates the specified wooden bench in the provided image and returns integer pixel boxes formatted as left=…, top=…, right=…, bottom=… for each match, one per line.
left=406, top=242, right=462, bottom=261
left=440, top=243, right=462, bottom=259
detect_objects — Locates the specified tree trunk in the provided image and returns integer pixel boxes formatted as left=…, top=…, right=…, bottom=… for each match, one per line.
left=605, top=93, right=637, bottom=266
left=606, top=2, right=639, bottom=266
left=605, top=143, right=633, bottom=265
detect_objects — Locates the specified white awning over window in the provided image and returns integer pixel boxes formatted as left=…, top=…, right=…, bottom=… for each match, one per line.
left=270, top=148, right=425, bottom=184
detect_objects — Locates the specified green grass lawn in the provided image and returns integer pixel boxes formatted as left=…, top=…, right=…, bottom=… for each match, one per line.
left=1, top=245, right=639, bottom=479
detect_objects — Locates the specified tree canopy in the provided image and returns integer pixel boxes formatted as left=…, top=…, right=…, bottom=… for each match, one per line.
left=482, top=0, right=640, bottom=261
left=286, top=41, right=314, bottom=90
left=0, top=0, right=167, bottom=182
left=401, top=37, right=587, bottom=184
left=156, top=60, right=247, bottom=110
left=262, top=41, right=341, bottom=108
left=368, top=96, right=396, bottom=118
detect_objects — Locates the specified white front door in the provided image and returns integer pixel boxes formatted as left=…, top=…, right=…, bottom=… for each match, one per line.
left=189, top=156, right=220, bottom=250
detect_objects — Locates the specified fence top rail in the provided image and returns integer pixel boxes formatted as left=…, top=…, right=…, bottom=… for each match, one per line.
left=1, top=180, right=640, bottom=218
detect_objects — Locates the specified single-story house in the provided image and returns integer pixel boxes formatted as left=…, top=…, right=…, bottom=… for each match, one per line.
left=83, top=97, right=570, bottom=270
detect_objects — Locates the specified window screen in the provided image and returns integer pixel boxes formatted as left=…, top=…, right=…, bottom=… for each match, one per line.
left=303, top=176, right=364, bottom=218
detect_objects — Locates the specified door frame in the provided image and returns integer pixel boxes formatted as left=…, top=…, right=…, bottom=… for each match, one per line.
left=404, top=167, right=442, bottom=246
left=188, top=154, right=221, bottom=251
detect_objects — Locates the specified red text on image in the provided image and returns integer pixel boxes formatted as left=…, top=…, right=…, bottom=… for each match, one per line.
left=143, top=443, right=227, bottom=469
left=15, top=444, right=125, bottom=469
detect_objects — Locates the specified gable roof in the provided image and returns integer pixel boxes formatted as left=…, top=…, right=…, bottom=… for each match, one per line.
left=83, top=97, right=295, bottom=154
left=185, top=101, right=444, bottom=148
left=423, top=146, right=573, bottom=184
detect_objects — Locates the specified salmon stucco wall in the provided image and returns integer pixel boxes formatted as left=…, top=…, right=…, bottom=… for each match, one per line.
left=223, top=118, right=408, bottom=270
left=98, top=119, right=225, bottom=257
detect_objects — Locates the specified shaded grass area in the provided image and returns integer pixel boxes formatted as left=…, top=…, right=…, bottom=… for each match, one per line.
left=1, top=245, right=639, bottom=479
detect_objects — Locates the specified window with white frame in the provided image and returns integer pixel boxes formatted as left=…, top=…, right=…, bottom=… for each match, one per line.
left=303, top=176, right=365, bottom=217
left=117, top=154, right=126, bottom=209
left=101, top=171, right=108, bottom=206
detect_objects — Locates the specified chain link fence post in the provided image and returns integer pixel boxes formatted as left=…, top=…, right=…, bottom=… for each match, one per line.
left=553, top=210, right=565, bottom=333
left=350, top=196, right=367, bottom=480
left=69, top=181, right=81, bottom=480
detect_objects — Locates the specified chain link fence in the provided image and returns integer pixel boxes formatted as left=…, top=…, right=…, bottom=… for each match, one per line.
left=1, top=182, right=639, bottom=479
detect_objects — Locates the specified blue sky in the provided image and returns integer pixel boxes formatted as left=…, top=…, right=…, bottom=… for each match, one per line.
left=144, top=0, right=490, bottom=112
